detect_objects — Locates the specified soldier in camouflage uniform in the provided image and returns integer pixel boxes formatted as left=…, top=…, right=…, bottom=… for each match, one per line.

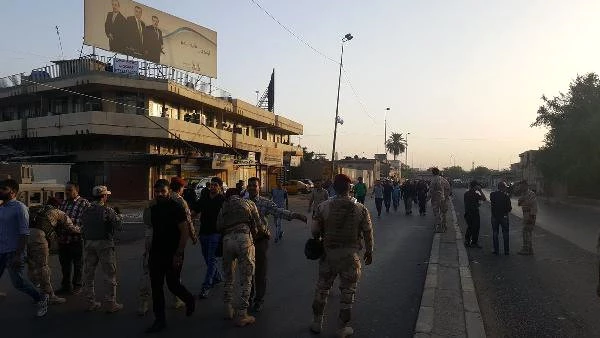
left=28, top=197, right=79, bottom=305
left=429, top=167, right=452, bottom=233
left=81, top=185, right=123, bottom=313
left=217, top=188, right=262, bottom=327
left=310, top=174, right=374, bottom=338
left=517, top=181, right=537, bottom=255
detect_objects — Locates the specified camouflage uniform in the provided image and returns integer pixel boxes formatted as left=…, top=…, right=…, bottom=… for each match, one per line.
left=81, top=201, right=123, bottom=308
left=429, top=175, right=451, bottom=232
left=137, top=192, right=193, bottom=312
left=28, top=206, right=79, bottom=296
left=217, top=195, right=261, bottom=319
left=311, top=195, right=374, bottom=333
left=518, top=189, right=537, bottom=255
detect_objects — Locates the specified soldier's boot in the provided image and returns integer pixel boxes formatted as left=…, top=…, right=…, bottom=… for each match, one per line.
left=105, top=301, right=124, bottom=313
left=235, top=310, right=256, bottom=327
left=86, top=301, right=102, bottom=312
left=173, top=296, right=185, bottom=309
left=336, top=309, right=353, bottom=337
left=310, top=315, right=324, bottom=334
left=49, top=294, right=66, bottom=305
left=224, top=303, right=234, bottom=320
left=137, top=300, right=149, bottom=316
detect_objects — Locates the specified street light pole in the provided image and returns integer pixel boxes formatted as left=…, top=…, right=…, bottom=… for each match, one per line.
left=405, top=132, right=410, bottom=167
left=331, top=33, right=353, bottom=179
left=384, top=107, right=390, bottom=156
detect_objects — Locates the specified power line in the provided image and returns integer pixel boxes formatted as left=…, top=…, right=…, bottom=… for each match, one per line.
left=19, top=77, right=241, bottom=156
left=248, top=0, right=338, bottom=64
left=247, top=0, right=377, bottom=124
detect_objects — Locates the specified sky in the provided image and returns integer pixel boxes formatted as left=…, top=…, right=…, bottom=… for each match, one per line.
left=3, top=0, right=600, bottom=169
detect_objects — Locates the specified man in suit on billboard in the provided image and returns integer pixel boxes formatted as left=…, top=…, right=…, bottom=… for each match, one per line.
left=143, top=15, right=164, bottom=64
left=104, top=0, right=127, bottom=53
left=126, top=5, right=146, bottom=56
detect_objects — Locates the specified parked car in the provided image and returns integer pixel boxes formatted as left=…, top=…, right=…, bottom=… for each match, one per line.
left=282, top=180, right=309, bottom=194
left=188, top=177, right=228, bottom=199
left=299, top=179, right=314, bottom=192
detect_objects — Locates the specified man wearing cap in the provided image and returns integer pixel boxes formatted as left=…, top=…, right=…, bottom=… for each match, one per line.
left=429, top=168, right=452, bottom=233
left=80, top=185, right=123, bottom=313
left=245, top=177, right=307, bottom=312
left=310, top=174, right=374, bottom=337
left=516, top=180, right=538, bottom=255
left=28, top=197, right=80, bottom=305
left=463, top=181, right=486, bottom=248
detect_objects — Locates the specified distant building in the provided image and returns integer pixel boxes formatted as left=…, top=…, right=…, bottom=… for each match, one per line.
left=517, top=150, right=544, bottom=193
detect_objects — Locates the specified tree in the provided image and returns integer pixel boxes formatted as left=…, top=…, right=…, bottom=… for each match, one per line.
left=532, top=73, right=600, bottom=197
left=385, top=132, right=406, bottom=160
left=443, top=166, right=466, bottom=179
left=471, top=166, right=492, bottom=178
left=302, top=147, right=315, bottom=161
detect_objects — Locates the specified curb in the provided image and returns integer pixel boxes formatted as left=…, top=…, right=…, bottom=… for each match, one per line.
left=414, top=233, right=440, bottom=335
left=451, top=200, right=486, bottom=338
left=414, top=201, right=486, bottom=338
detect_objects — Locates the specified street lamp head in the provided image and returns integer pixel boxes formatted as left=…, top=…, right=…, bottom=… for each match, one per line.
left=385, top=107, right=390, bottom=111
left=343, top=33, right=353, bottom=42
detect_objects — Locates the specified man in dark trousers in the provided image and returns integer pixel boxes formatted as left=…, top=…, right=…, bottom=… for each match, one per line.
left=490, top=182, right=512, bottom=255
left=125, top=5, right=146, bottom=56
left=143, top=15, right=164, bottom=64
left=146, top=179, right=195, bottom=333
left=416, top=180, right=429, bottom=216
left=196, top=177, right=225, bottom=299
left=382, top=180, right=394, bottom=213
left=104, top=0, right=127, bottom=53
left=401, top=180, right=416, bottom=215
left=463, top=181, right=486, bottom=248
left=245, top=177, right=307, bottom=312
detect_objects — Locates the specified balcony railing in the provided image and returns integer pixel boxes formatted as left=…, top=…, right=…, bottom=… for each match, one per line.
left=0, top=55, right=231, bottom=98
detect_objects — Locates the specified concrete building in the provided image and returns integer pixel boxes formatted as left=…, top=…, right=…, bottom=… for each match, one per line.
left=517, top=150, right=544, bottom=193
left=0, top=57, right=303, bottom=199
left=293, top=158, right=380, bottom=188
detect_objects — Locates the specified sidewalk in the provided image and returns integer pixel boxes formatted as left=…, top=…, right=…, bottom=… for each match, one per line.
left=482, top=189, right=600, bottom=254
left=414, top=200, right=486, bottom=338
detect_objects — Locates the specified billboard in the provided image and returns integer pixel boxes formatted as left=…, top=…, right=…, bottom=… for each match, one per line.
left=84, top=0, right=217, bottom=78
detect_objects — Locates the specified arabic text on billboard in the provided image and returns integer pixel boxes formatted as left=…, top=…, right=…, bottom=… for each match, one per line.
left=113, top=58, right=139, bottom=75
left=84, top=0, right=217, bottom=78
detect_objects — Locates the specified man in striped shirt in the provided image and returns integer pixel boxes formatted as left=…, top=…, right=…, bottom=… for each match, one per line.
left=58, top=181, right=90, bottom=295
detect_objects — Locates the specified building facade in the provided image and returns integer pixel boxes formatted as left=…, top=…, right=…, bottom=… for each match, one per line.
left=0, top=57, right=303, bottom=200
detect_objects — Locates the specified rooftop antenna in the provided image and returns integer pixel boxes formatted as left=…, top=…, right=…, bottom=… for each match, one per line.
left=55, top=25, right=65, bottom=60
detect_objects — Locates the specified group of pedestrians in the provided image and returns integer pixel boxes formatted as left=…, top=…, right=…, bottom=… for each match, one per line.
left=0, top=179, right=122, bottom=317
left=462, top=179, right=538, bottom=256
left=368, top=177, right=433, bottom=218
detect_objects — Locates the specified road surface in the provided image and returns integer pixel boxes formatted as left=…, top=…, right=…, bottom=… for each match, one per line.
left=453, top=188, right=600, bottom=337
left=0, top=195, right=434, bottom=338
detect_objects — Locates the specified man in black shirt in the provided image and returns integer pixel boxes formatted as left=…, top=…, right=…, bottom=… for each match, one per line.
left=490, top=182, right=512, bottom=255
left=463, top=181, right=486, bottom=248
left=146, top=180, right=195, bottom=333
left=196, top=177, right=226, bottom=299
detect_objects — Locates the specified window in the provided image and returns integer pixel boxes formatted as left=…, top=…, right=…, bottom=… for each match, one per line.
left=116, top=92, right=144, bottom=114
left=30, top=192, right=42, bottom=205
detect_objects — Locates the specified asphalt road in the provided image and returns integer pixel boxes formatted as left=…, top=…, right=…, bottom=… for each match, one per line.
left=0, top=195, right=434, bottom=338
left=453, top=188, right=600, bottom=337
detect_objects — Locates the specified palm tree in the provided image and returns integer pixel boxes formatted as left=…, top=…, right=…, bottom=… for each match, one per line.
left=385, top=132, right=406, bottom=160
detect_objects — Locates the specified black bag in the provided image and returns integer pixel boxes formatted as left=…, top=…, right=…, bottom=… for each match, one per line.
left=304, top=238, right=324, bottom=260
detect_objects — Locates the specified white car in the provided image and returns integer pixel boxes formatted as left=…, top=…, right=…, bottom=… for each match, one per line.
left=189, top=177, right=228, bottom=199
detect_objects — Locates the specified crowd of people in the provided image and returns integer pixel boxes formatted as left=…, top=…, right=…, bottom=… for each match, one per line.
left=0, top=167, right=542, bottom=336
